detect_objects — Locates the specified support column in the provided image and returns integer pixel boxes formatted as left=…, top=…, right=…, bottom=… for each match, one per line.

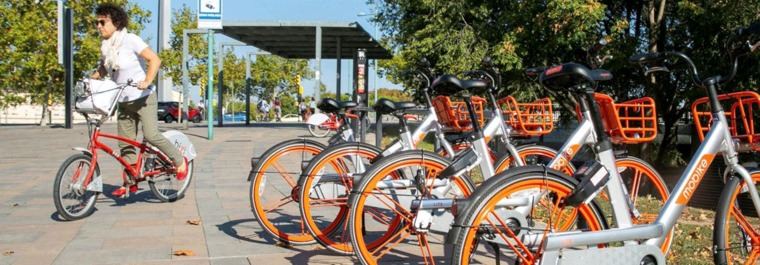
left=336, top=37, right=341, bottom=100
left=217, top=43, right=224, bottom=127
left=206, top=30, right=214, bottom=140
left=181, top=31, right=189, bottom=130
left=245, top=53, right=252, bottom=126
left=314, top=26, right=322, bottom=104
left=63, top=5, right=72, bottom=129
left=157, top=0, right=172, bottom=102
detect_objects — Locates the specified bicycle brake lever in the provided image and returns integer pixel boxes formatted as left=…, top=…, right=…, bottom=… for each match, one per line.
left=644, top=66, right=670, bottom=75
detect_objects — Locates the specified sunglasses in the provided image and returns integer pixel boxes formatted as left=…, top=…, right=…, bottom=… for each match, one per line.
left=95, top=19, right=108, bottom=26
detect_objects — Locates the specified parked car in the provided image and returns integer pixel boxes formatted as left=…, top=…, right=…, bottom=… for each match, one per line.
left=159, top=101, right=203, bottom=123
left=157, top=101, right=176, bottom=122
left=223, top=112, right=247, bottom=122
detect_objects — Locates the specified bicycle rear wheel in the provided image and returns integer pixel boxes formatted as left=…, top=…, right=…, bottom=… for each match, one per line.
left=714, top=170, right=760, bottom=265
left=149, top=159, right=194, bottom=202
left=308, top=124, right=331, bottom=138
left=53, top=153, right=100, bottom=221
left=250, top=139, right=326, bottom=244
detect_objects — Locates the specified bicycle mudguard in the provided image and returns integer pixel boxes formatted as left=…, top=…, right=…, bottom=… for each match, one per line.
left=162, top=130, right=197, bottom=161
left=72, top=147, right=103, bottom=193
left=306, top=113, right=329, bottom=126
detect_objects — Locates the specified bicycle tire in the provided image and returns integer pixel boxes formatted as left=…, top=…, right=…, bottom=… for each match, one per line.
left=347, top=150, right=476, bottom=265
left=713, top=169, right=760, bottom=265
left=249, top=138, right=326, bottom=244
left=299, top=142, right=383, bottom=254
left=493, top=144, right=573, bottom=175
left=53, top=153, right=100, bottom=221
left=149, top=159, right=194, bottom=202
left=446, top=165, right=608, bottom=265
left=308, top=124, right=331, bottom=138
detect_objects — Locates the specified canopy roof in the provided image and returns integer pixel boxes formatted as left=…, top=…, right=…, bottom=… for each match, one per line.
left=221, top=21, right=392, bottom=59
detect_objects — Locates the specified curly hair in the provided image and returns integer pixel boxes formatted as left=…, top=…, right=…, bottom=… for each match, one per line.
left=95, top=4, right=128, bottom=30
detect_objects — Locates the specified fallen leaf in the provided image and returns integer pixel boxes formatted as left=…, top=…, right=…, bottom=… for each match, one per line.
left=173, top=250, right=194, bottom=256
left=10, top=203, right=19, bottom=207
left=3, top=250, right=13, bottom=256
left=186, top=219, right=201, bottom=225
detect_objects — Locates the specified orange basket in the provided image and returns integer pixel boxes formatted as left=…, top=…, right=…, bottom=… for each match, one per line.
left=432, top=95, right=486, bottom=132
left=497, top=96, right=555, bottom=136
left=577, top=93, right=658, bottom=144
left=691, top=91, right=760, bottom=151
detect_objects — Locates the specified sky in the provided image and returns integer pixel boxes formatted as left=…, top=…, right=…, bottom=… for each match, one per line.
left=131, top=0, right=401, bottom=102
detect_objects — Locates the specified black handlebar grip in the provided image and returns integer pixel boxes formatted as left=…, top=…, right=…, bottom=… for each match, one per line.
left=628, top=52, right=664, bottom=64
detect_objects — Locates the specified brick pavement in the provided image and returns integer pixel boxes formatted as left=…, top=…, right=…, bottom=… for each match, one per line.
left=0, top=123, right=361, bottom=265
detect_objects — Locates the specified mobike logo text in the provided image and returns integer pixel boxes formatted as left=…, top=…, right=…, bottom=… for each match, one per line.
left=552, top=144, right=580, bottom=171
left=676, top=154, right=714, bottom=205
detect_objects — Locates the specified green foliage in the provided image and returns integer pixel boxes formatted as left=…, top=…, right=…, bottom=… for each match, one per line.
left=371, top=0, right=760, bottom=166
left=0, top=0, right=150, bottom=121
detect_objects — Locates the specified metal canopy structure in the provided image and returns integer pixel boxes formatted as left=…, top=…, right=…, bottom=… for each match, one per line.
left=220, top=21, right=392, bottom=59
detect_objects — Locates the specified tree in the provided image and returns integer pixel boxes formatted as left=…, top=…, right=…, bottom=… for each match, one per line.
left=0, top=0, right=150, bottom=125
left=371, top=0, right=760, bottom=166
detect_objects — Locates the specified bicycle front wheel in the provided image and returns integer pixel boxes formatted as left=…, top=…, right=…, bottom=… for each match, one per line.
left=714, top=170, right=760, bottom=265
left=53, top=153, right=100, bottom=221
left=347, top=150, right=476, bottom=265
left=447, top=166, right=607, bottom=265
left=299, top=142, right=382, bottom=254
left=250, top=139, right=326, bottom=244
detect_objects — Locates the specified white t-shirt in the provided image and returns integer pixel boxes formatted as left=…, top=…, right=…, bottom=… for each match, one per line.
left=101, top=33, right=151, bottom=102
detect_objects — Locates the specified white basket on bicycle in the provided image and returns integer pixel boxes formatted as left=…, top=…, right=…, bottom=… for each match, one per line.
left=74, top=78, right=121, bottom=115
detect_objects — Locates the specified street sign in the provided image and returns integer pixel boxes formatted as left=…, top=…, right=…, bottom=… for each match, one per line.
left=197, top=0, right=222, bottom=29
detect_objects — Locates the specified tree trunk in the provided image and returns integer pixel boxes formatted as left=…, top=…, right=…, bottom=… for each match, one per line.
left=39, top=90, right=50, bottom=126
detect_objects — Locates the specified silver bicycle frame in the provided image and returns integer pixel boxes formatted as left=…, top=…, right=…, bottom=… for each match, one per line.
left=538, top=109, right=760, bottom=256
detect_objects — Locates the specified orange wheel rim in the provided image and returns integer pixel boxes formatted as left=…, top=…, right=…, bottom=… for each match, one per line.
left=301, top=148, right=379, bottom=253
left=495, top=147, right=571, bottom=175
left=723, top=172, right=760, bottom=264
left=458, top=179, right=603, bottom=265
left=253, top=145, right=322, bottom=243
left=352, top=159, right=472, bottom=265
left=615, top=159, right=671, bottom=253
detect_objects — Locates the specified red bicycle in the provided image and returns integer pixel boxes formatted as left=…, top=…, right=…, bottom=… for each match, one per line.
left=53, top=79, right=196, bottom=221
left=306, top=111, right=359, bottom=137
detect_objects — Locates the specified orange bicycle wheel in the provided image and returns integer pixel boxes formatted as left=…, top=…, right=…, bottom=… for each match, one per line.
left=299, top=142, right=383, bottom=254
left=614, top=156, right=672, bottom=253
left=347, top=150, right=476, bottom=265
left=447, top=166, right=606, bottom=265
left=493, top=145, right=571, bottom=175
left=249, top=139, right=325, bottom=244
left=714, top=170, right=760, bottom=264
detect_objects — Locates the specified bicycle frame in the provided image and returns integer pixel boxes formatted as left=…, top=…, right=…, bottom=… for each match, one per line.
left=78, top=125, right=173, bottom=192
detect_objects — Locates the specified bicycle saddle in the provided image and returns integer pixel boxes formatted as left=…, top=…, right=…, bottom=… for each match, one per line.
left=317, top=98, right=357, bottom=113
left=539, top=63, right=612, bottom=90
left=431, top=75, right=489, bottom=96
left=373, top=98, right=417, bottom=115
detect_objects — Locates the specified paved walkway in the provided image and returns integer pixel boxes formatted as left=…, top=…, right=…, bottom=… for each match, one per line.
left=0, top=124, right=363, bottom=265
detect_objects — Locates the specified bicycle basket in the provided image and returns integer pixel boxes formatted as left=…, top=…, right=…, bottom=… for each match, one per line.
left=497, top=96, right=555, bottom=136
left=74, top=79, right=121, bottom=115
left=432, top=95, right=486, bottom=132
left=578, top=93, right=657, bottom=144
left=691, top=91, right=760, bottom=152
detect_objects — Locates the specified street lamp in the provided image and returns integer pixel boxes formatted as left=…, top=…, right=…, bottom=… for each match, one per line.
left=357, top=12, right=380, bottom=103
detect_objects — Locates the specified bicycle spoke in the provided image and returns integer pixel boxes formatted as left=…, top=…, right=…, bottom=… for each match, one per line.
left=629, top=170, right=643, bottom=204
left=416, top=233, right=435, bottom=265
left=263, top=196, right=294, bottom=213
left=271, top=161, right=298, bottom=188
left=370, top=226, right=412, bottom=259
